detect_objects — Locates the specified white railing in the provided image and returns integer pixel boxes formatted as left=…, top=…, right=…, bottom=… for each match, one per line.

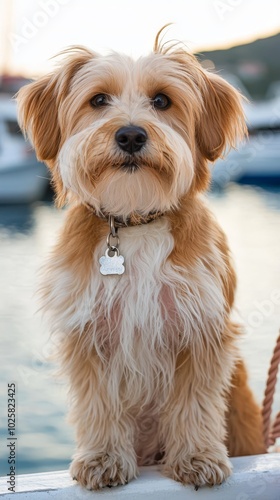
left=0, top=454, right=279, bottom=499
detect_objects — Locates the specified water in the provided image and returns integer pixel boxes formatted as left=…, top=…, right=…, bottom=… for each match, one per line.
left=0, top=184, right=280, bottom=475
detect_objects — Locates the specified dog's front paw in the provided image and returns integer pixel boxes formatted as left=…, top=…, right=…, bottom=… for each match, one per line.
left=163, top=449, right=232, bottom=487
left=70, top=451, right=138, bottom=490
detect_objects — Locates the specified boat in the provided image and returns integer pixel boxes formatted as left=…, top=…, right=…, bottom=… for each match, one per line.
left=211, top=95, right=280, bottom=187
left=0, top=94, right=49, bottom=204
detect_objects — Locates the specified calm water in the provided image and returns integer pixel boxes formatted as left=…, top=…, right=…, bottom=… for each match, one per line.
left=0, top=184, right=280, bottom=475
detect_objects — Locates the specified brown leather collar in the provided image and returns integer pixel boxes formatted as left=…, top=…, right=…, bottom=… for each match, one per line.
left=85, top=204, right=165, bottom=227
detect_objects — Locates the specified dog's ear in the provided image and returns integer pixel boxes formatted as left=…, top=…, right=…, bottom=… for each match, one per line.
left=17, top=74, right=61, bottom=162
left=196, top=71, right=247, bottom=162
left=17, top=47, right=95, bottom=162
left=17, top=47, right=95, bottom=206
left=154, top=38, right=247, bottom=162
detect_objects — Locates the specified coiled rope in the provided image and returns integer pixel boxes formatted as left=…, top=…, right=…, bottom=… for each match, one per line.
left=262, top=331, right=280, bottom=448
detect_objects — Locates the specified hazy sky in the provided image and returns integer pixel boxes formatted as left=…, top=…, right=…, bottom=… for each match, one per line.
left=1, top=0, right=280, bottom=76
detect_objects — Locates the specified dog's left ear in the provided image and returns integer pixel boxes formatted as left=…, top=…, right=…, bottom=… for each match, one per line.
left=196, top=71, right=247, bottom=162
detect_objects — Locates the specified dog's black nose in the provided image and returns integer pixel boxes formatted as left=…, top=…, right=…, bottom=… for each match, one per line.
left=115, top=126, right=147, bottom=154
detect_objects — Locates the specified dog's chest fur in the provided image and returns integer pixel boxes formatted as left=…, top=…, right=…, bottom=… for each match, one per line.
left=45, top=215, right=226, bottom=407
left=76, top=217, right=225, bottom=340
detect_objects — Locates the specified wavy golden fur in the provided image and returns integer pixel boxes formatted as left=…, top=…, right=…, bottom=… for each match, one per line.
left=17, top=28, right=265, bottom=490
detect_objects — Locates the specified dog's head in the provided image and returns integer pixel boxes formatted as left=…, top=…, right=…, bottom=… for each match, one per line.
left=17, top=31, right=246, bottom=217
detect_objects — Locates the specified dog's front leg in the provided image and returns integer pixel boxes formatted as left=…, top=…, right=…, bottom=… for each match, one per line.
left=160, top=348, right=233, bottom=487
left=65, top=346, right=138, bottom=490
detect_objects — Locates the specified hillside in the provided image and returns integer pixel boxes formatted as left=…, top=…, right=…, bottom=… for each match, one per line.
left=196, top=32, right=280, bottom=100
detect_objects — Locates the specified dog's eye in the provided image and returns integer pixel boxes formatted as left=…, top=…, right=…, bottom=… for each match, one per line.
left=90, top=94, right=110, bottom=107
left=152, top=93, right=171, bottom=110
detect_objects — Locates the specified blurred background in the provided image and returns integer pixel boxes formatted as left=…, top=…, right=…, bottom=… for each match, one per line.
left=0, top=0, right=280, bottom=476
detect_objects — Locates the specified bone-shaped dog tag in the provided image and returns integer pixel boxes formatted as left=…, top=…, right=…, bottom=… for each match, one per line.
left=99, top=248, right=125, bottom=276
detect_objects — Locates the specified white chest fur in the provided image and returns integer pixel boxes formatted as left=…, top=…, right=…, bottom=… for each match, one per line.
left=88, top=217, right=225, bottom=344
left=44, top=217, right=226, bottom=406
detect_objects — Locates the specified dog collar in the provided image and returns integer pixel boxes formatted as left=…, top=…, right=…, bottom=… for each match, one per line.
left=85, top=204, right=165, bottom=227
left=85, top=204, right=165, bottom=276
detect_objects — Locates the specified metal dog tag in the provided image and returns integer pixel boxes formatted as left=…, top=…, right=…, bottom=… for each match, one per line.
left=99, top=248, right=125, bottom=276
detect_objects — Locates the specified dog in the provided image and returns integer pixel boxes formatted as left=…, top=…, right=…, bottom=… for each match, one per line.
left=17, top=28, right=265, bottom=490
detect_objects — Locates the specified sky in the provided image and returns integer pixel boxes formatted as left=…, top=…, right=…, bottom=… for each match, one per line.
left=0, top=0, right=280, bottom=76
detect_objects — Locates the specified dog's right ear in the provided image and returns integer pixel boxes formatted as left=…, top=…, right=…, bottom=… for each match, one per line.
left=16, top=47, right=95, bottom=162
left=17, top=74, right=61, bottom=162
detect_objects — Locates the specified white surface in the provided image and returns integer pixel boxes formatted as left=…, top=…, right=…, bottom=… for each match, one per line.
left=0, top=455, right=280, bottom=499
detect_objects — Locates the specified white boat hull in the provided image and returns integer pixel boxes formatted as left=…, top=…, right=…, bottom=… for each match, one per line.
left=0, top=161, right=49, bottom=203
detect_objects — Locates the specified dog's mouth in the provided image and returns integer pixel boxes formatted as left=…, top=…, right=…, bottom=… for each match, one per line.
left=120, top=160, right=140, bottom=173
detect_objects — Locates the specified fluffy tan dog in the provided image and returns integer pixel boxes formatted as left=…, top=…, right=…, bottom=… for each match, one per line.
left=17, top=29, right=265, bottom=490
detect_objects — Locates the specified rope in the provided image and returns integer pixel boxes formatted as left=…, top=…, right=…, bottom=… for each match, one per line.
left=262, top=331, right=280, bottom=449
left=269, top=410, right=280, bottom=447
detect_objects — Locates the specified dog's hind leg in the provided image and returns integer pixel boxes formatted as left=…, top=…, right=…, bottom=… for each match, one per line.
left=226, top=359, right=266, bottom=456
